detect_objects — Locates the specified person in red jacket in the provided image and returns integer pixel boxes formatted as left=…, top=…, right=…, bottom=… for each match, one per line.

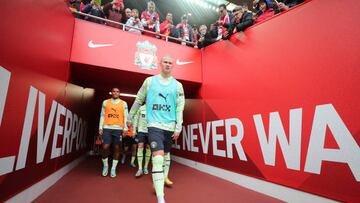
left=160, top=13, right=174, bottom=37
left=103, top=0, right=126, bottom=29
left=141, top=1, right=160, bottom=37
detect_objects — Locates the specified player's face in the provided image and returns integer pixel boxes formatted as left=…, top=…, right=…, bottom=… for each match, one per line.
left=161, top=57, right=173, bottom=75
left=111, top=88, right=120, bottom=99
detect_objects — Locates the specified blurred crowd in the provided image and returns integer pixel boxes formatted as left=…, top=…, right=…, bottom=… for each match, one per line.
left=68, top=0, right=305, bottom=48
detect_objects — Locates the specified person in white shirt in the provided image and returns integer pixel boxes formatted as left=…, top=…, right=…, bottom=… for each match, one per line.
left=126, top=9, right=144, bottom=35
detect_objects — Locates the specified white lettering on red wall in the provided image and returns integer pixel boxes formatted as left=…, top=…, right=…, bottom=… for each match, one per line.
left=178, top=105, right=360, bottom=182
left=0, top=66, right=88, bottom=175
left=0, top=66, right=16, bottom=176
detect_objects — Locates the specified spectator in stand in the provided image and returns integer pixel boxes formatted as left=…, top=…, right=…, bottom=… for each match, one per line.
left=160, top=13, right=174, bottom=37
left=160, top=12, right=180, bottom=43
left=253, top=0, right=287, bottom=13
left=277, top=2, right=289, bottom=12
left=125, top=8, right=132, bottom=19
left=197, top=24, right=218, bottom=49
left=68, top=0, right=84, bottom=12
left=278, top=0, right=305, bottom=8
left=68, top=0, right=85, bottom=18
left=254, top=0, right=288, bottom=24
left=197, top=25, right=208, bottom=48
left=209, top=23, right=218, bottom=38
left=192, top=26, right=199, bottom=47
left=231, top=6, right=254, bottom=34
left=216, top=4, right=234, bottom=40
left=103, top=0, right=127, bottom=29
left=126, top=9, right=144, bottom=35
left=176, top=15, right=194, bottom=45
left=82, top=0, right=105, bottom=24
left=253, top=0, right=273, bottom=11
left=141, top=1, right=160, bottom=37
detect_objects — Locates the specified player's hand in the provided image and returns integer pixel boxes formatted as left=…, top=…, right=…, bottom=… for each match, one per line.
left=127, top=120, right=133, bottom=128
left=122, top=130, right=128, bottom=136
left=172, top=132, right=180, bottom=140
left=99, top=129, right=103, bottom=136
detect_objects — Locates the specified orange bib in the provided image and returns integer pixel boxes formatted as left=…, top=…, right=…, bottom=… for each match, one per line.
left=103, top=99, right=125, bottom=127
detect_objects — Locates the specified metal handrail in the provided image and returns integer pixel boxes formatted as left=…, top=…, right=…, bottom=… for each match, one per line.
left=71, top=10, right=197, bottom=46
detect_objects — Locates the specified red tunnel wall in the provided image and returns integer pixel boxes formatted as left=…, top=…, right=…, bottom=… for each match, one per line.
left=172, top=0, right=360, bottom=202
left=0, top=0, right=95, bottom=201
left=1, top=0, right=360, bottom=202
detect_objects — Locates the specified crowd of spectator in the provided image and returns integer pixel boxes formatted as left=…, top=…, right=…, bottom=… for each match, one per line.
left=68, top=0, right=305, bottom=48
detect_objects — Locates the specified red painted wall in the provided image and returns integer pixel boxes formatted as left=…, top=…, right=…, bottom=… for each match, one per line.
left=1, top=0, right=360, bottom=202
left=173, top=0, right=360, bottom=202
left=0, top=0, right=94, bottom=201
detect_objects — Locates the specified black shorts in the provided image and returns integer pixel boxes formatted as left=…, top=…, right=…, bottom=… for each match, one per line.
left=148, top=127, right=173, bottom=153
left=135, top=132, right=149, bottom=144
left=123, top=136, right=136, bottom=146
left=102, top=129, right=122, bottom=145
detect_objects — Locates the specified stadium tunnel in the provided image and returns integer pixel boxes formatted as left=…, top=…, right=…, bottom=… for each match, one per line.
left=69, top=60, right=202, bottom=133
left=1, top=0, right=360, bottom=202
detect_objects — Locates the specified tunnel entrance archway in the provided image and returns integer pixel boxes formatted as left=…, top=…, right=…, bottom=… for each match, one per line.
left=69, top=62, right=202, bottom=140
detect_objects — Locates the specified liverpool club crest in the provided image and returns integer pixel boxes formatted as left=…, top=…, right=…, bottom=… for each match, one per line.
left=134, top=41, right=158, bottom=70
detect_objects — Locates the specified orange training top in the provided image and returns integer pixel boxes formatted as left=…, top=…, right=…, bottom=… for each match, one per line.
left=103, top=99, right=125, bottom=127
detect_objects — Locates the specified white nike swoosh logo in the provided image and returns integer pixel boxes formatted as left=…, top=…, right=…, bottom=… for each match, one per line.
left=88, top=40, right=114, bottom=48
left=176, top=59, right=194, bottom=66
